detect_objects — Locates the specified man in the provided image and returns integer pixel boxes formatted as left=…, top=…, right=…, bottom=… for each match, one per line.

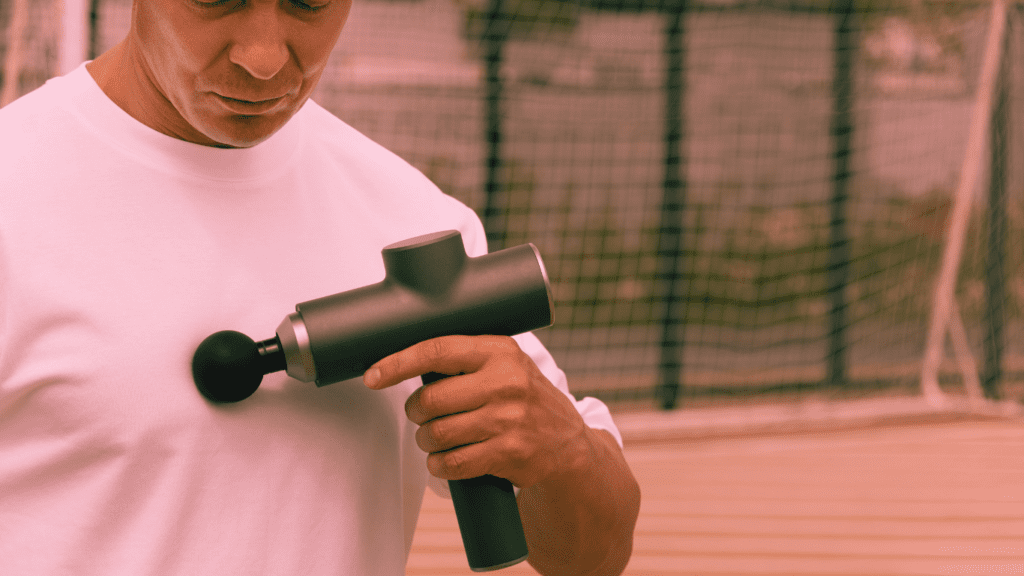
left=0, top=1, right=640, bottom=574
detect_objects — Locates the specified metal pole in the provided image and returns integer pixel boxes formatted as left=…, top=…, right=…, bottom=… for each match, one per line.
left=826, top=0, right=855, bottom=389
left=481, top=0, right=508, bottom=252
left=1, top=0, right=30, bottom=107
left=981, top=14, right=1010, bottom=400
left=89, top=0, right=102, bottom=60
left=655, top=4, right=686, bottom=410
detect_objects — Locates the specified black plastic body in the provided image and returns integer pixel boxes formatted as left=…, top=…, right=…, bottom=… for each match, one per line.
left=297, top=230, right=552, bottom=387
left=423, top=373, right=530, bottom=572
left=299, top=230, right=547, bottom=571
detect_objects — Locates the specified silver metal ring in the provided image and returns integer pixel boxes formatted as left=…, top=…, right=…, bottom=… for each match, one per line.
left=278, top=312, right=317, bottom=383
left=529, top=243, right=555, bottom=328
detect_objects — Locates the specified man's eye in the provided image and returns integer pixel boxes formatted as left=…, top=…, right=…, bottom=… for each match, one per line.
left=190, top=0, right=328, bottom=10
left=290, top=0, right=329, bottom=11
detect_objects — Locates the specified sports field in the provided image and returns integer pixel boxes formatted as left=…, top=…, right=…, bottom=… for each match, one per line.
left=407, top=411, right=1024, bottom=575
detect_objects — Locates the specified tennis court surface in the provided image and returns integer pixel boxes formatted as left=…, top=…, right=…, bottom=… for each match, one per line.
left=407, top=412, right=1024, bottom=575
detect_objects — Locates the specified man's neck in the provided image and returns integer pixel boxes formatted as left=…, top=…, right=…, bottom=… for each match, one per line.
left=86, top=40, right=228, bottom=148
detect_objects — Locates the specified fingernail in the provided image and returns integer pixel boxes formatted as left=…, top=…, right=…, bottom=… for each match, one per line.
left=364, top=367, right=380, bottom=388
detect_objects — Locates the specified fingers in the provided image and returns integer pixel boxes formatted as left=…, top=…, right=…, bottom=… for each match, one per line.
left=414, top=409, right=490, bottom=454
left=426, top=441, right=504, bottom=481
left=414, top=394, right=541, bottom=482
left=420, top=424, right=529, bottom=481
left=363, top=335, right=519, bottom=390
left=404, top=374, right=488, bottom=425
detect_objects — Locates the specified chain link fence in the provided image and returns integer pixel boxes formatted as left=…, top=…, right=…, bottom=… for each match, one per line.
left=4, top=0, right=1022, bottom=413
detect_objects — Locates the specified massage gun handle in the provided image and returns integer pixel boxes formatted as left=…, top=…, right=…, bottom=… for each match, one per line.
left=422, top=372, right=529, bottom=571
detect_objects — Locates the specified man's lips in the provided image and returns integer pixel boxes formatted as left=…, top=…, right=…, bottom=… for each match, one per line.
left=213, top=93, right=288, bottom=115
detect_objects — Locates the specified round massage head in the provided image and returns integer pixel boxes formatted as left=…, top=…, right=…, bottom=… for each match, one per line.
left=191, top=330, right=265, bottom=403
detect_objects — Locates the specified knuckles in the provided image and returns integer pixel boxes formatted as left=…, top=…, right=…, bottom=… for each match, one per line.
left=440, top=449, right=467, bottom=478
left=487, top=336, right=525, bottom=363
left=502, top=434, right=530, bottom=469
left=500, top=370, right=531, bottom=396
left=418, top=337, right=451, bottom=365
left=483, top=334, right=519, bottom=351
left=422, top=419, right=449, bottom=452
left=405, top=386, right=435, bottom=425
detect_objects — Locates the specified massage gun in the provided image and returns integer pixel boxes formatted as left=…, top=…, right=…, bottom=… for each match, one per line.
left=191, top=229, right=554, bottom=571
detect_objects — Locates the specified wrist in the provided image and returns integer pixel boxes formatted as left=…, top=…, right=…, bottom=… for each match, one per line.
left=517, top=425, right=639, bottom=576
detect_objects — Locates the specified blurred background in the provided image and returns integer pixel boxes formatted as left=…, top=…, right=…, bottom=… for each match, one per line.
left=3, top=0, right=1022, bottom=420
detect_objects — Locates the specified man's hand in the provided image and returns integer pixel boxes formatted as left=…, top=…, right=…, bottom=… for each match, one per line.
left=362, top=334, right=588, bottom=490
left=364, top=334, right=641, bottom=576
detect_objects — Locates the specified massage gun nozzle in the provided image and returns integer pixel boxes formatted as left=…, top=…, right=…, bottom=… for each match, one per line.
left=191, top=330, right=287, bottom=403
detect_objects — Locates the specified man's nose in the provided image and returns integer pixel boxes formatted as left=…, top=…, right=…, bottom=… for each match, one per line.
left=228, top=7, right=290, bottom=81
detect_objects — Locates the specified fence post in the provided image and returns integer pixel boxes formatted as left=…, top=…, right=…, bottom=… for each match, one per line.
left=89, top=0, right=102, bottom=60
left=826, top=0, right=855, bottom=390
left=481, top=0, right=508, bottom=252
left=982, top=13, right=1010, bottom=400
left=655, top=3, right=687, bottom=410
left=1, top=0, right=29, bottom=107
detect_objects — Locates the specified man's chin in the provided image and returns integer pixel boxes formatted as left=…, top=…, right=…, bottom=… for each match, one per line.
left=197, top=111, right=292, bottom=149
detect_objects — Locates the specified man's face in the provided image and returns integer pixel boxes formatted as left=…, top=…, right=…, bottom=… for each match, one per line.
left=131, top=0, right=352, bottom=148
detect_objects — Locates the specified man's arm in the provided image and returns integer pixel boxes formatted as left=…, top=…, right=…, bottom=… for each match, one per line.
left=517, top=427, right=640, bottom=576
left=364, top=335, right=641, bottom=576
